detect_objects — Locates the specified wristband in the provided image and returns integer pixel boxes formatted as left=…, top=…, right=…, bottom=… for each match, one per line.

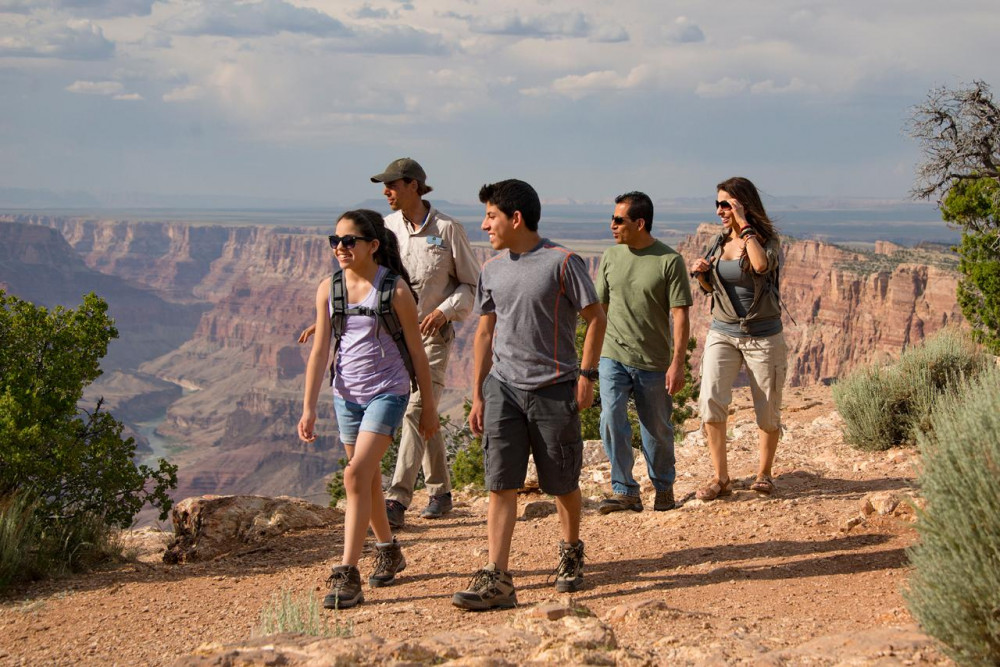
left=739, top=226, right=756, bottom=239
left=579, top=368, right=599, bottom=381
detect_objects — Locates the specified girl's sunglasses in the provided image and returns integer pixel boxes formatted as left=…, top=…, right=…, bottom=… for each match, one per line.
left=328, top=234, right=374, bottom=249
left=714, top=200, right=732, bottom=210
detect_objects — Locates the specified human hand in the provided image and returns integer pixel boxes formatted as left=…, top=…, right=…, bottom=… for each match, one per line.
left=298, top=324, right=316, bottom=344
left=666, top=363, right=685, bottom=395
left=469, top=397, right=485, bottom=436
left=576, top=377, right=595, bottom=411
left=418, top=404, right=440, bottom=440
left=419, top=309, right=448, bottom=336
left=298, top=412, right=317, bottom=443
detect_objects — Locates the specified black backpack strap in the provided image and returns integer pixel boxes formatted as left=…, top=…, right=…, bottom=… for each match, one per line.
left=376, top=272, right=418, bottom=391
left=328, top=270, right=347, bottom=386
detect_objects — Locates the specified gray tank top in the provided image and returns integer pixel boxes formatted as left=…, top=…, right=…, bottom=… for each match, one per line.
left=710, top=260, right=782, bottom=337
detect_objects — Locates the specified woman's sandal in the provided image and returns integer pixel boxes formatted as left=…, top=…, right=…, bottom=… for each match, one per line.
left=696, top=478, right=733, bottom=501
left=750, top=475, right=775, bottom=495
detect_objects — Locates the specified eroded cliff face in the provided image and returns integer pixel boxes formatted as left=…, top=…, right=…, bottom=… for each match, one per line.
left=1, top=215, right=965, bottom=507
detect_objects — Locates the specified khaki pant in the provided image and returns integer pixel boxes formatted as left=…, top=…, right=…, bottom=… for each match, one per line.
left=699, top=329, right=787, bottom=432
left=384, top=326, right=453, bottom=507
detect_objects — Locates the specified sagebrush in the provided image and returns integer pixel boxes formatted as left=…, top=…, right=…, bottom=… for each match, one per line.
left=906, top=362, right=1000, bottom=664
left=832, top=328, right=987, bottom=450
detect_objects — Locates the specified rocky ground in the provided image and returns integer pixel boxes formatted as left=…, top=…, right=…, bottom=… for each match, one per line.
left=0, top=384, right=950, bottom=665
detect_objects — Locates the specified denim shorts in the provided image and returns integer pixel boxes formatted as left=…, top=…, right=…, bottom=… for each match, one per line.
left=333, top=392, right=410, bottom=445
left=481, top=374, right=582, bottom=496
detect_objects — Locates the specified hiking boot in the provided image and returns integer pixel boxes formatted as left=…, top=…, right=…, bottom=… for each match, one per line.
left=654, top=486, right=676, bottom=511
left=323, top=565, right=363, bottom=609
left=420, top=492, right=453, bottom=519
left=554, top=540, right=585, bottom=593
left=452, top=563, right=517, bottom=611
left=385, top=499, right=406, bottom=529
left=598, top=493, right=643, bottom=514
left=369, top=538, right=406, bottom=587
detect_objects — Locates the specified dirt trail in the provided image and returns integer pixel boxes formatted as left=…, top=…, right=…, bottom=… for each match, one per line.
left=0, top=385, right=949, bottom=665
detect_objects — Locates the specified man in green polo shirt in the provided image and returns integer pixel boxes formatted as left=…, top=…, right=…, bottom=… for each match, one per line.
left=596, top=191, right=692, bottom=513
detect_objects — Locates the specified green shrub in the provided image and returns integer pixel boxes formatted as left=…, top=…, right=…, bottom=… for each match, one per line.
left=905, top=362, right=1000, bottom=664
left=833, top=328, right=987, bottom=450
left=326, top=457, right=349, bottom=507
left=257, top=589, right=352, bottom=638
left=450, top=400, right=485, bottom=489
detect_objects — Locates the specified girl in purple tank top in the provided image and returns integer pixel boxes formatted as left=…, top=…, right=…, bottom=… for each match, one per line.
left=299, top=209, right=439, bottom=610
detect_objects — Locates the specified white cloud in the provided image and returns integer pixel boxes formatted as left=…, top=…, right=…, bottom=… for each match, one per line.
left=664, top=16, right=704, bottom=44
left=54, top=0, right=158, bottom=18
left=0, top=19, right=114, bottom=59
left=162, top=84, right=202, bottom=102
left=695, top=77, right=749, bottom=98
left=751, top=77, right=819, bottom=95
left=112, top=92, right=143, bottom=100
left=66, top=79, right=124, bottom=94
left=524, top=65, right=651, bottom=100
left=162, top=0, right=351, bottom=38
left=452, top=10, right=628, bottom=42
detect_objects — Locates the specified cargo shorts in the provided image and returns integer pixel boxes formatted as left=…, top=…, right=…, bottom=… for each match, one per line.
left=699, top=329, right=787, bottom=432
left=481, top=374, right=583, bottom=497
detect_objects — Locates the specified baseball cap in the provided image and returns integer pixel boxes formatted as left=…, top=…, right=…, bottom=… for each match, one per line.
left=370, top=157, right=428, bottom=185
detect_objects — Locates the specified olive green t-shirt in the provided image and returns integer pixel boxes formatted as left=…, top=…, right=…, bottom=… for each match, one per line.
left=596, top=240, right=693, bottom=372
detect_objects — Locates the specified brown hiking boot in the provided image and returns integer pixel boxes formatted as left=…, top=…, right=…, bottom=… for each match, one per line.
left=654, top=486, right=676, bottom=511
left=452, top=563, right=517, bottom=611
left=369, top=538, right=406, bottom=587
left=323, top=564, right=363, bottom=609
left=598, top=493, right=643, bottom=514
left=554, top=540, right=584, bottom=593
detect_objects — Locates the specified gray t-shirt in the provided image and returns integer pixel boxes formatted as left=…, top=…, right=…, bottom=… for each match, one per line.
left=475, top=238, right=599, bottom=390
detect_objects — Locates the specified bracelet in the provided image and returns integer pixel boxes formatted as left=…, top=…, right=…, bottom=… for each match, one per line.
left=739, top=226, right=756, bottom=239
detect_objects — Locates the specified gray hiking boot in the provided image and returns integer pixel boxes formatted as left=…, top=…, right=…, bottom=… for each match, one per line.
left=385, top=499, right=406, bottom=529
left=420, top=492, right=453, bottom=519
left=323, top=565, right=363, bottom=609
left=554, top=540, right=585, bottom=593
left=598, top=493, right=643, bottom=514
left=452, top=563, right=517, bottom=611
left=369, top=538, right=406, bottom=587
left=654, top=486, right=676, bottom=511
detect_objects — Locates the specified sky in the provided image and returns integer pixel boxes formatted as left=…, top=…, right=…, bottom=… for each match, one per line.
left=1, top=0, right=999, bottom=207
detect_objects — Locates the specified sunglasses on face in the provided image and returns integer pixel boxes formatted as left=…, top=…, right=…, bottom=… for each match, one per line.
left=715, top=200, right=732, bottom=210
left=328, top=234, right=374, bottom=249
left=611, top=215, right=634, bottom=225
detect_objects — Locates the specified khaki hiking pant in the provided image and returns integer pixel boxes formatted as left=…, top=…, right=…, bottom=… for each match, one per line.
left=699, top=329, right=787, bottom=433
left=384, top=326, right=453, bottom=507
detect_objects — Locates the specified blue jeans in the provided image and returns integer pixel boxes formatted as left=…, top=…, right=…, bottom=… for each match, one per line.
left=599, top=357, right=676, bottom=496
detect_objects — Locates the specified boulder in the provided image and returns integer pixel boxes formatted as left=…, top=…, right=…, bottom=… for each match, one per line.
left=521, top=501, right=557, bottom=520
left=163, top=495, right=341, bottom=564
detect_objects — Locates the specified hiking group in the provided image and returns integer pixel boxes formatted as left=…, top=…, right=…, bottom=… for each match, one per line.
left=298, top=158, right=788, bottom=611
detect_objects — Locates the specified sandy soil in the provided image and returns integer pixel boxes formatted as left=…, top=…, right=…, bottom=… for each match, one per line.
left=0, top=384, right=950, bottom=665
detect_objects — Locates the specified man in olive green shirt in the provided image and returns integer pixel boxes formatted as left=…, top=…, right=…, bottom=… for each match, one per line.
left=596, top=191, right=692, bottom=514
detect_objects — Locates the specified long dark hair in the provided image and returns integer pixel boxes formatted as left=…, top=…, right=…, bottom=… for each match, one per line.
left=338, top=209, right=417, bottom=302
left=716, top=177, right=778, bottom=272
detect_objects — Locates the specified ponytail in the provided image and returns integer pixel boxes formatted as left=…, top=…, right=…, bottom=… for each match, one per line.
left=338, top=209, right=418, bottom=303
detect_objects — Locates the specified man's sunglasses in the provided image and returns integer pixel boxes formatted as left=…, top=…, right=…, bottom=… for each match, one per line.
left=611, top=215, right=634, bottom=225
left=715, top=200, right=732, bottom=210
left=328, top=234, right=374, bottom=249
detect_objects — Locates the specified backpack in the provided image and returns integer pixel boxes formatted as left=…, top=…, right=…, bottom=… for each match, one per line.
left=328, top=269, right=417, bottom=390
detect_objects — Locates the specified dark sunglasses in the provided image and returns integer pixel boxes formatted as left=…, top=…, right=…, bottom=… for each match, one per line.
left=611, top=215, right=634, bottom=225
left=328, top=234, right=374, bottom=249
left=715, top=200, right=732, bottom=210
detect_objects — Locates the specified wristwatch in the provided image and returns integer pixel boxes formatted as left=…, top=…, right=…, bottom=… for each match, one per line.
left=579, top=368, right=599, bottom=381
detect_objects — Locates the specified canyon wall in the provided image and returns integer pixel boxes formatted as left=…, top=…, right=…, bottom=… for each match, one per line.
left=0, top=215, right=965, bottom=508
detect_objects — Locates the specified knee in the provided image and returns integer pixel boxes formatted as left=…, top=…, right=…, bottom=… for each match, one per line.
left=343, top=464, right=369, bottom=494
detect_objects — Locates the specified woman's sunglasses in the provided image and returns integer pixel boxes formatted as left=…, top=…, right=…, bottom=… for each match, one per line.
left=328, top=234, right=374, bottom=249
left=714, top=200, right=732, bottom=210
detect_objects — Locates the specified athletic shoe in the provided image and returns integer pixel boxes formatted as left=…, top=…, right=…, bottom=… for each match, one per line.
left=554, top=540, right=584, bottom=593
left=598, top=493, right=643, bottom=514
left=323, top=565, right=363, bottom=609
left=420, top=492, right=453, bottom=519
left=369, top=538, right=406, bottom=587
left=385, top=499, right=406, bottom=529
left=654, top=487, right=676, bottom=511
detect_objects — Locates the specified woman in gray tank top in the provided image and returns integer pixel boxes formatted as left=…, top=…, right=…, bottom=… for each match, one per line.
left=689, top=177, right=788, bottom=500
left=298, top=209, right=439, bottom=610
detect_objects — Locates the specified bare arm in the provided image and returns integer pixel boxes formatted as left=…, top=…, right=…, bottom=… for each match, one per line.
left=298, top=279, right=333, bottom=443
left=576, top=302, right=607, bottom=410
left=666, top=306, right=690, bottom=395
left=468, top=313, right=497, bottom=436
left=393, top=279, right=440, bottom=440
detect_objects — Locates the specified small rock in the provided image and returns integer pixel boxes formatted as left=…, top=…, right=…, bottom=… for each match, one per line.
left=841, top=516, right=865, bottom=532
left=603, top=598, right=667, bottom=624
left=521, top=501, right=557, bottom=520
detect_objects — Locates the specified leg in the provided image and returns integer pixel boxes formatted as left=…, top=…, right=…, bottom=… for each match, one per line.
left=419, top=335, right=452, bottom=500
left=757, top=427, right=780, bottom=478
left=632, top=367, right=676, bottom=491
left=554, top=488, right=581, bottom=544
left=385, top=395, right=425, bottom=509
left=487, top=489, right=518, bottom=571
left=704, top=421, right=730, bottom=484
left=598, top=357, right=640, bottom=497
left=697, top=330, right=744, bottom=493
left=341, top=430, right=393, bottom=566
left=742, top=331, right=788, bottom=492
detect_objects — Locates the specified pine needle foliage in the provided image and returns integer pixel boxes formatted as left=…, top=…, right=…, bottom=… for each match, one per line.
left=906, top=363, right=1000, bottom=665
left=833, top=328, right=987, bottom=450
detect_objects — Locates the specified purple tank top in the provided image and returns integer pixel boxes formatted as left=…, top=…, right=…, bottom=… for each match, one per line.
left=331, top=265, right=411, bottom=403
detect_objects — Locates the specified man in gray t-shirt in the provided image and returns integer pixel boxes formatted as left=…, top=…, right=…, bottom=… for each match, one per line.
left=451, top=179, right=606, bottom=612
